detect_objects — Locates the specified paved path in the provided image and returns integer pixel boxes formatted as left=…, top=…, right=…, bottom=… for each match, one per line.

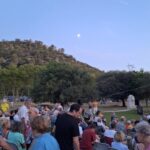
left=103, top=108, right=136, bottom=113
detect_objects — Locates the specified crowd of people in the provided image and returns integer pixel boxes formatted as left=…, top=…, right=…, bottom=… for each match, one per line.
left=0, top=98, right=150, bottom=150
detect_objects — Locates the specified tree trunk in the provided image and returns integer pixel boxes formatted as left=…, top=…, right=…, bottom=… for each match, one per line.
left=145, top=99, right=148, bottom=107
left=16, top=89, right=19, bottom=102
left=122, top=99, right=126, bottom=107
left=12, top=89, right=15, bottom=100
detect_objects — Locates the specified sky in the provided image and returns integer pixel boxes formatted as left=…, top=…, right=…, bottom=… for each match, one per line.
left=0, top=0, right=150, bottom=71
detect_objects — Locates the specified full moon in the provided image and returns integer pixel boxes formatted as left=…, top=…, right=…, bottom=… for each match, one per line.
left=76, top=33, right=81, bottom=38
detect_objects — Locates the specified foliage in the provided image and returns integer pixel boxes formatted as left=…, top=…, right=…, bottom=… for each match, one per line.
left=0, top=65, right=43, bottom=98
left=31, top=62, right=98, bottom=102
left=0, top=39, right=102, bottom=76
left=97, top=71, right=150, bottom=106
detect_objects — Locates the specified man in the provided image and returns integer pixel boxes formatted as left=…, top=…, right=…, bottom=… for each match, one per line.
left=17, top=100, right=31, bottom=124
left=55, top=103, right=82, bottom=150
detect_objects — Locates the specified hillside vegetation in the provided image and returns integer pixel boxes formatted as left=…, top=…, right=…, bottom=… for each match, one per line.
left=0, top=39, right=102, bottom=77
left=0, top=39, right=102, bottom=102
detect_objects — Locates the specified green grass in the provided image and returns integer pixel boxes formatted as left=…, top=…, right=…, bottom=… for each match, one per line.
left=104, top=110, right=141, bottom=125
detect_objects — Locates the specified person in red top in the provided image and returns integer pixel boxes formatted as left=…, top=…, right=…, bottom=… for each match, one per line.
left=80, top=122, right=96, bottom=150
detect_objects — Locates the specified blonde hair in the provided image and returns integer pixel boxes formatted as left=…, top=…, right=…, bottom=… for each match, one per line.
left=114, top=131, right=125, bottom=142
left=1, top=118, right=10, bottom=130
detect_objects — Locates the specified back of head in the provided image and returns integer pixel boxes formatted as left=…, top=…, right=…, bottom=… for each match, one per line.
left=96, top=110, right=101, bottom=116
left=12, top=121, right=22, bottom=132
left=88, top=122, right=96, bottom=129
left=110, top=121, right=116, bottom=129
left=120, top=116, right=126, bottom=122
left=2, top=118, right=10, bottom=130
left=31, top=116, right=49, bottom=134
left=24, top=99, right=32, bottom=107
left=135, top=121, right=150, bottom=136
left=114, top=131, right=125, bottom=142
left=69, top=103, right=81, bottom=113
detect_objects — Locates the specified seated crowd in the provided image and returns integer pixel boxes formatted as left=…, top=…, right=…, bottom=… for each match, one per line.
left=0, top=99, right=150, bottom=150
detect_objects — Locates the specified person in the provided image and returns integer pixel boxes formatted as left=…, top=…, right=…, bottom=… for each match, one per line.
left=28, top=107, right=40, bottom=122
left=17, top=100, right=31, bottom=137
left=55, top=103, right=82, bottom=150
left=26, top=106, right=40, bottom=149
left=17, top=100, right=31, bottom=124
left=116, top=116, right=126, bottom=133
left=80, top=122, right=97, bottom=150
left=111, top=112, right=116, bottom=122
left=7, top=121, right=26, bottom=150
left=135, top=121, right=150, bottom=150
left=1, top=118, right=10, bottom=139
left=29, top=116, right=60, bottom=150
left=111, top=131, right=128, bottom=150
left=0, top=98, right=10, bottom=114
left=104, top=121, right=116, bottom=146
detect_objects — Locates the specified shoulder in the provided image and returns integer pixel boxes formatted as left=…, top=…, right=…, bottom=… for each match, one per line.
left=32, top=133, right=59, bottom=150
left=36, top=133, right=57, bottom=143
left=112, top=142, right=128, bottom=150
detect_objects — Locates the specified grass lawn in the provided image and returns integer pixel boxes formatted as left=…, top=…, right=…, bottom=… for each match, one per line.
left=104, top=110, right=141, bottom=125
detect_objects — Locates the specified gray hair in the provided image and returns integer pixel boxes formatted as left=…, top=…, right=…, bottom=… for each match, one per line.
left=135, top=121, right=150, bottom=136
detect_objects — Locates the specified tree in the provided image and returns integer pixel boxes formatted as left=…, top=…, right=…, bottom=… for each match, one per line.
left=97, top=71, right=141, bottom=107
left=31, top=62, right=97, bottom=103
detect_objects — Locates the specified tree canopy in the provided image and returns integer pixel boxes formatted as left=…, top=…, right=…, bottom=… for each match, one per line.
left=32, top=62, right=98, bottom=102
left=0, top=39, right=150, bottom=105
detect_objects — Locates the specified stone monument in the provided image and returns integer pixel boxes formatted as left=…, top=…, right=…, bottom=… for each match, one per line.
left=127, top=95, right=136, bottom=109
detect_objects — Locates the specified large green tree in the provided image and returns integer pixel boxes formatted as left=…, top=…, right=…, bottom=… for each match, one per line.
left=31, top=62, right=97, bottom=103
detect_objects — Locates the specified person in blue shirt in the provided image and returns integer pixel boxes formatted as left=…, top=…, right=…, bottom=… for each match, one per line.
left=112, top=131, right=129, bottom=150
left=29, top=116, right=60, bottom=150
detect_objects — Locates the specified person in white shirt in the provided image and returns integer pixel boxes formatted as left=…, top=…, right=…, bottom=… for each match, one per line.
left=17, top=100, right=31, bottom=124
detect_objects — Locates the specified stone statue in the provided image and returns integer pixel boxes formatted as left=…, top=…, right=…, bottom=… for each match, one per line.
left=127, top=95, right=136, bottom=109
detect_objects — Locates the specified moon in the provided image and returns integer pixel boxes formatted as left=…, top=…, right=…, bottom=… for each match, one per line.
left=76, top=33, right=81, bottom=38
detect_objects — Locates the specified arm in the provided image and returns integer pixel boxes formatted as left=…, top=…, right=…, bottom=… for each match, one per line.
left=0, top=138, right=13, bottom=150
left=73, top=136, right=80, bottom=150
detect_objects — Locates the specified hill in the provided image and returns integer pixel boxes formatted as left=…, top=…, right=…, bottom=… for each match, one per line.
left=0, top=39, right=102, bottom=76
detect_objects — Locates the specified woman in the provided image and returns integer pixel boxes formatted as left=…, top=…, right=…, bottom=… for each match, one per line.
left=7, top=121, right=26, bottom=150
left=135, top=121, right=150, bottom=150
left=29, top=116, right=60, bottom=150
left=111, top=131, right=128, bottom=150
left=80, top=122, right=99, bottom=150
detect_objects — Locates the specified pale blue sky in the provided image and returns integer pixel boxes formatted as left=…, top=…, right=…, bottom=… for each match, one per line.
left=0, top=0, right=150, bottom=71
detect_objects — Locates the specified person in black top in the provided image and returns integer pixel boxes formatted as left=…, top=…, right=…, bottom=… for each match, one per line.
left=55, top=103, right=82, bottom=150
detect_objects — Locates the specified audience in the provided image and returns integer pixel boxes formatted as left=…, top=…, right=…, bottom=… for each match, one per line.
left=0, top=99, right=150, bottom=150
